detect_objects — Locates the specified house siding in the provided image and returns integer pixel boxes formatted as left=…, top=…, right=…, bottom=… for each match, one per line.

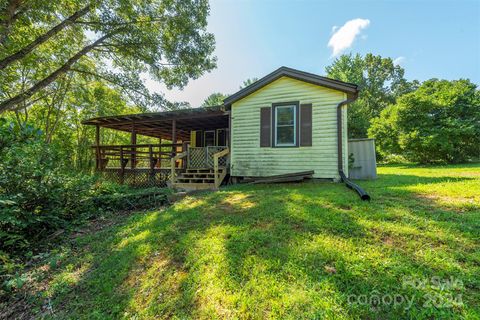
left=231, top=76, right=348, bottom=180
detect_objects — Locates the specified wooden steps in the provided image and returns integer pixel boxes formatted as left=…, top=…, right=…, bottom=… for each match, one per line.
left=183, top=168, right=215, bottom=173
left=180, top=173, right=216, bottom=178
left=176, top=178, right=215, bottom=183
left=172, top=167, right=227, bottom=190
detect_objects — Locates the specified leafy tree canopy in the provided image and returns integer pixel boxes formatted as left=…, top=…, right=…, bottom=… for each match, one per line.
left=201, top=92, right=228, bottom=107
left=201, top=77, right=258, bottom=108
left=0, top=0, right=217, bottom=112
left=325, top=53, right=418, bottom=137
left=368, top=79, right=480, bottom=163
left=240, top=77, right=258, bottom=89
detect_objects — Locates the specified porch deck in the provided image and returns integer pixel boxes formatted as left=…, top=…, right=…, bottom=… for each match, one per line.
left=93, top=143, right=229, bottom=188
left=83, top=106, right=231, bottom=189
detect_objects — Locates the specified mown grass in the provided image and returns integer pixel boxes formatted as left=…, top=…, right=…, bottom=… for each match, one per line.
left=4, top=164, right=480, bottom=319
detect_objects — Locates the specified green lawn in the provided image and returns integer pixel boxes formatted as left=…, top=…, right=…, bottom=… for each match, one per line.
left=6, top=164, right=480, bottom=319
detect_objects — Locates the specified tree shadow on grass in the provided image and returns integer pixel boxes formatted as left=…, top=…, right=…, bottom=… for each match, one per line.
left=211, top=181, right=478, bottom=318
left=361, top=173, right=479, bottom=239
left=41, top=172, right=479, bottom=319
left=40, top=184, right=365, bottom=318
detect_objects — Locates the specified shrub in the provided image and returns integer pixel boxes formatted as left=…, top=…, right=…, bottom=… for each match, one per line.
left=0, top=119, right=171, bottom=288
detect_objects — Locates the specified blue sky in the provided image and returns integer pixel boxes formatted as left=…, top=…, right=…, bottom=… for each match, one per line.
left=146, top=0, right=480, bottom=107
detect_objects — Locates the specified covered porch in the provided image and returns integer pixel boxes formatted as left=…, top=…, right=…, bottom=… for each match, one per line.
left=82, top=106, right=230, bottom=189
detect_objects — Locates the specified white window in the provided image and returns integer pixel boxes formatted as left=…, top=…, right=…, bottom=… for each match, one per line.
left=275, top=105, right=296, bottom=146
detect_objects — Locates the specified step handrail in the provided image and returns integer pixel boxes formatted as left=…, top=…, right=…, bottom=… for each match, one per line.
left=171, top=151, right=188, bottom=184
left=213, top=148, right=229, bottom=188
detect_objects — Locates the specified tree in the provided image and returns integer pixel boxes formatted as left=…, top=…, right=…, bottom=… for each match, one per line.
left=201, top=92, right=228, bottom=107
left=0, top=0, right=217, bottom=112
left=9, top=73, right=144, bottom=170
left=367, top=105, right=402, bottom=160
left=368, top=79, right=480, bottom=163
left=325, top=53, right=418, bottom=137
left=201, top=77, right=259, bottom=107
left=240, top=77, right=258, bottom=89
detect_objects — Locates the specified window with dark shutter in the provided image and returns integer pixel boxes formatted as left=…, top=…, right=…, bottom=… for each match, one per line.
left=274, top=105, right=296, bottom=146
left=271, top=101, right=300, bottom=147
left=260, top=107, right=271, bottom=147
left=300, top=103, right=312, bottom=146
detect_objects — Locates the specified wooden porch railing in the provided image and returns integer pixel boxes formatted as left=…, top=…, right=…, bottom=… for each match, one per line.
left=188, top=146, right=229, bottom=169
left=214, top=148, right=229, bottom=188
left=96, top=144, right=230, bottom=189
left=92, top=143, right=184, bottom=171
left=170, top=151, right=188, bottom=185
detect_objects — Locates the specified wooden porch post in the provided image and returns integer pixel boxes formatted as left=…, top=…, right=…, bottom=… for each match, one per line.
left=182, top=140, right=188, bottom=169
left=120, top=146, right=125, bottom=184
left=228, top=111, right=232, bottom=148
left=171, top=120, right=177, bottom=167
left=130, top=125, right=137, bottom=169
left=95, top=125, right=100, bottom=170
left=158, top=137, right=162, bottom=168
left=149, top=144, right=154, bottom=181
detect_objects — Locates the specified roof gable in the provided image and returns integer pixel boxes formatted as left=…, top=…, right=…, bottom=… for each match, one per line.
left=224, top=66, right=358, bottom=106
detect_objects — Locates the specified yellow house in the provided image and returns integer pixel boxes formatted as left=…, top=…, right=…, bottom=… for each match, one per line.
left=224, top=67, right=357, bottom=181
left=83, top=67, right=369, bottom=199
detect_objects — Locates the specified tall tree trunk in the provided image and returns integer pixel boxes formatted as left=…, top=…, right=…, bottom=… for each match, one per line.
left=0, top=4, right=91, bottom=70
left=0, top=34, right=110, bottom=112
left=46, top=75, right=72, bottom=143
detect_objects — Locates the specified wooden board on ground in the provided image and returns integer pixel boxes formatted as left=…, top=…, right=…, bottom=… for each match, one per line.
left=244, top=171, right=314, bottom=184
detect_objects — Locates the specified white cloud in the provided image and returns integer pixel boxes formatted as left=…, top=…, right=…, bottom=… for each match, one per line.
left=393, top=56, right=406, bottom=66
left=328, top=18, right=370, bottom=56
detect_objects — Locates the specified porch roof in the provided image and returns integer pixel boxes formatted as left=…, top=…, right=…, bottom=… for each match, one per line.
left=82, top=105, right=229, bottom=140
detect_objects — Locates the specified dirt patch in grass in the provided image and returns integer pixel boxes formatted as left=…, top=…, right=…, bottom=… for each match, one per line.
left=217, top=193, right=257, bottom=213
left=381, top=235, right=395, bottom=246
left=415, top=193, right=479, bottom=213
left=122, top=252, right=190, bottom=318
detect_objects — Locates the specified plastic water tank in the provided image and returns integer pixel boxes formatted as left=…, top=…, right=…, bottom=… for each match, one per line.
left=348, top=138, right=377, bottom=180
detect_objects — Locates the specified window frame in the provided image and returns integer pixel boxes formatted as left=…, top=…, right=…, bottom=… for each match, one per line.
left=272, top=101, right=300, bottom=148
left=204, top=130, right=216, bottom=146
left=216, top=128, right=229, bottom=147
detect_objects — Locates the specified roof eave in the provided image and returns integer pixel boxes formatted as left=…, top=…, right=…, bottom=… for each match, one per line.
left=81, top=105, right=227, bottom=126
left=224, top=66, right=358, bottom=106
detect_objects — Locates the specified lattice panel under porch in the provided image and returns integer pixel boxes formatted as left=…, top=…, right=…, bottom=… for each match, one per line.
left=101, top=169, right=177, bottom=188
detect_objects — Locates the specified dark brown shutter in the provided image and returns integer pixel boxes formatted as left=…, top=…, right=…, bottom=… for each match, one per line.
left=260, top=107, right=271, bottom=147
left=300, top=103, right=312, bottom=146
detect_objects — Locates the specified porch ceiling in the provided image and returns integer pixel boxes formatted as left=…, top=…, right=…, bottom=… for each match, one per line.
left=82, top=106, right=229, bottom=140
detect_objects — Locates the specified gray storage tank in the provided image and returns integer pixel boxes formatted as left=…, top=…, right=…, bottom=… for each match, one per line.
left=348, top=138, right=377, bottom=180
